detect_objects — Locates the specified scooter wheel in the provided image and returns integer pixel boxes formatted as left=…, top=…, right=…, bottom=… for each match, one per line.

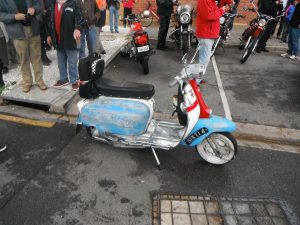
left=195, top=132, right=237, bottom=165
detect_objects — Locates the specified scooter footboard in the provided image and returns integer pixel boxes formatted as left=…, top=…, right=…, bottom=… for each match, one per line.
left=180, top=115, right=236, bottom=147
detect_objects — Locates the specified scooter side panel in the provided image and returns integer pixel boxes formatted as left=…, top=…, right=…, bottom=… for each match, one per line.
left=180, top=115, right=236, bottom=147
left=78, top=98, right=151, bottom=136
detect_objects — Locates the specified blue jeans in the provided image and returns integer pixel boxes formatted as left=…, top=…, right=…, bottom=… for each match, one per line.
left=288, top=27, right=300, bottom=56
left=197, top=38, right=215, bottom=70
left=79, top=27, right=97, bottom=59
left=57, top=49, right=78, bottom=84
left=109, top=5, right=119, bottom=32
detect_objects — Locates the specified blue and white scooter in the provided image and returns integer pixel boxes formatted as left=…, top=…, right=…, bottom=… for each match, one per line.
left=76, top=53, right=237, bottom=167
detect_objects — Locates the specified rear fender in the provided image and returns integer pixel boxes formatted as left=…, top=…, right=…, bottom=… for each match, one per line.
left=180, top=115, right=236, bottom=147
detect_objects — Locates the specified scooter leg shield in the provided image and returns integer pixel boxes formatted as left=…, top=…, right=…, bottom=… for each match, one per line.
left=180, top=115, right=236, bottom=147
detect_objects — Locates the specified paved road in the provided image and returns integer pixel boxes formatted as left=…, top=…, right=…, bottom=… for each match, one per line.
left=0, top=120, right=299, bottom=225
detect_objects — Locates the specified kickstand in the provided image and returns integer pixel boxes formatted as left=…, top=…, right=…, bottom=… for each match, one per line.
left=151, top=147, right=161, bottom=170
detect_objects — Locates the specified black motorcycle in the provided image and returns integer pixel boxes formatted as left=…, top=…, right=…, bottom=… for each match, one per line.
left=169, top=4, right=196, bottom=55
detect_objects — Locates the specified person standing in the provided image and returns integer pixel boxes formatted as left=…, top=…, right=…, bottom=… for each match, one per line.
left=256, top=0, right=282, bottom=53
left=47, top=0, right=82, bottom=90
left=107, top=0, right=120, bottom=33
left=122, top=0, right=135, bottom=28
left=79, top=0, right=100, bottom=59
left=95, top=0, right=107, bottom=55
left=96, top=0, right=107, bottom=32
left=0, top=0, right=47, bottom=93
left=156, top=0, right=174, bottom=50
left=40, top=0, right=52, bottom=66
left=281, top=0, right=300, bottom=59
left=195, top=0, right=228, bottom=72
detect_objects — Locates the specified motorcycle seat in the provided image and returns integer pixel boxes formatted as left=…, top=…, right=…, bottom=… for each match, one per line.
left=94, top=78, right=155, bottom=99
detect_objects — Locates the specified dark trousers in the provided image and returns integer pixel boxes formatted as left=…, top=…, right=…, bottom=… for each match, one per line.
left=99, top=10, right=106, bottom=28
left=0, top=36, right=9, bottom=67
left=123, top=7, right=132, bottom=27
left=157, top=12, right=171, bottom=48
left=0, top=59, right=4, bottom=85
left=258, top=20, right=276, bottom=49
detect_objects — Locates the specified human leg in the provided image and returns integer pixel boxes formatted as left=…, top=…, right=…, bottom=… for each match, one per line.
left=114, top=7, right=119, bottom=32
left=157, top=13, right=171, bottom=49
left=86, top=26, right=97, bottom=55
left=197, top=38, right=215, bottom=70
left=56, top=49, right=69, bottom=85
left=66, top=49, right=79, bottom=85
left=109, top=6, right=115, bottom=32
left=79, top=29, right=87, bottom=59
left=290, top=27, right=300, bottom=56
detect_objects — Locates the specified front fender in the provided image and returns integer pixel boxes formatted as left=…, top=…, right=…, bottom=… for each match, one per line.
left=180, top=115, right=236, bottom=147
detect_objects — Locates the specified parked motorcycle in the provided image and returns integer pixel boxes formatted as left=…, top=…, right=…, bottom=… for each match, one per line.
left=120, top=14, right=154, bottom=74
left=238, top=1, right=283, bottom=63
left=76, top=51, right=238, bottom=168
left=169, top=4, right=196, bottom=55
left=211, top=11, right=244, bottom=56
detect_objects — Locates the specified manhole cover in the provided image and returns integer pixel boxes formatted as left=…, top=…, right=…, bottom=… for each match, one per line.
left=152, top=194, right=298, bottom=225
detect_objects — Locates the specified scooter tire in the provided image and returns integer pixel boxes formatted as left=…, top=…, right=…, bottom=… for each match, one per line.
left=195, top=132, right=238, bottom=165
left=241, top=37, right=258, bottom=64
left=141, top=56, right=149, bottom=75
left=181, top=34, right=189, bottom=55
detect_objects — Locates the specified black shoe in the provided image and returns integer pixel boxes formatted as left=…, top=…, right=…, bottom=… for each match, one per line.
left=261, top=48, right=269, bottom=52
left=156, top=46, right=169, bottom=50
left=42, top=57, right=52, bottom=66
left=100, top=50, right=106, bottom=54
left=2, top=66, right=9, bottom=74
left=256, top=47, right=261, bottom=53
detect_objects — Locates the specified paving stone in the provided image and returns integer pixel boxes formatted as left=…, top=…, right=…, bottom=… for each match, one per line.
left=220, top=202, right=234, bottom=214
left=233, top=202, right=251, bottom=215
left=204, top=201, right=220, bottom=214
left=173, top=213, right=191, bottom=225
left=172, top=200, right=189, bottom=213
left=207, top=215, right=224, bottom=225
left=189, top=201, right=205, bottom=214
left=225, top=215, right=238, bottom=225
left=265, top=203, right=285, bottom=217
left=237, top=216, right=257, bottom=225
left=250, top=203, right=268, bottom=216
left=161, top=213, right=173, bottom=225
left=255, top=217, right=274, bottom=225
left=161, top=200, right=172, bottom=213
left=272, top=217, right=290, bottom=225
left=191, top=215, right=208, bottom=225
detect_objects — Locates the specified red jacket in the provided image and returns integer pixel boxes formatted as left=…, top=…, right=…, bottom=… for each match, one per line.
left=122, top=0, right=135, bottom=8
left=195, top=0, right=225, bottom=39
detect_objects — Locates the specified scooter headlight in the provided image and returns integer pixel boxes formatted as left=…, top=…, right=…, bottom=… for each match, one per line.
left=258, top=19, right=266, bottom=27
left=143, top=10, right=150, bottom=17
left=219, top=16, right=225, bottom=25
left=180, top=12, right=191, bottom=24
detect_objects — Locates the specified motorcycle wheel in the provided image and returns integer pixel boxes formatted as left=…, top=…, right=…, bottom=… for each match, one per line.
left=196, top=132, right=237, bottom=165
left=141, top=56, right=149, bottom=74
left=181, top=34, right=189, bottom=55
left=240, top=37, right=258, bottom=64
left=238, top=43, right=244, bottom=50
left=141, top=15, right=153, bottom=27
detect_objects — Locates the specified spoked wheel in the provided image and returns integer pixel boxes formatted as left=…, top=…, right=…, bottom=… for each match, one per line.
left=141, top=56, right=149, bottom=74
left=240, top=37, right=258, bottom=64
left=141, top=15, right=153, bottom=27
left=196, top=132, right=237, bottom=165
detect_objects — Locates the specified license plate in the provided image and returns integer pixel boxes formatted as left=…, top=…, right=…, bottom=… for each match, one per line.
left=137, top=45, right=149, bottom=53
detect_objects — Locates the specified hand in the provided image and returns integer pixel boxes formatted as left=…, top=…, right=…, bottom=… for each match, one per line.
left=47, top=36, right=52, bottom=46
left=15, top=13, right=26, bottom=21
left=27, top=8, right=35, bottom=16
left=73, top=29, right=81, bottom=40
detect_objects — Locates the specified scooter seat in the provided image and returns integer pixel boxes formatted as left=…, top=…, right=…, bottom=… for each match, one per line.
left=94, top=78, right=155, bottom=99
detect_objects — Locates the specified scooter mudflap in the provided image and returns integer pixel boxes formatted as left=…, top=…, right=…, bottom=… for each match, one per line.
left=76, top=124, right=83, bottom=134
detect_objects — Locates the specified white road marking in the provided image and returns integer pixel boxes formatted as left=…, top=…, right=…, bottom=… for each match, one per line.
left=211, top=56, right=232, bottom=121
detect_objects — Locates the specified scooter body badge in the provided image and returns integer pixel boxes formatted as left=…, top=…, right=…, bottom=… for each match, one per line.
left=185, top=127, right=209, bottom=145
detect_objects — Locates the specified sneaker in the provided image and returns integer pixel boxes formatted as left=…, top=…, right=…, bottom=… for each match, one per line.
left=53, top=80, right=69, bottom=87
left=100, top=50, right=106, bottom=54
left=281, top=53, right=289, bottom=57
left=37, top=82, right=47, bottom=91
left=115, top=30, right=119, bottom=33
left=0, top=145, right=7, bottom=152
left=72, top=83, right=79, bottom=91
left=289, top=55, right=296, bottom=60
